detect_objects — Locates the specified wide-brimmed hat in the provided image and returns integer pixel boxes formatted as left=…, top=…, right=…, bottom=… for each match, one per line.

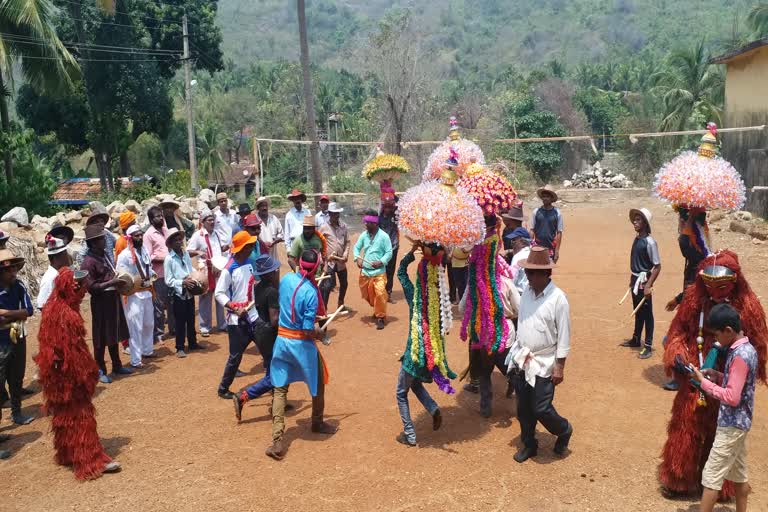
left=49, top=224, right=74, bottom=245
left=44, top=234, right=68, bottom=256
left=253, top=254, right=280, bottom=276
left=302, top=215, right=316, bottom=227
left=216, top=192, right=228, bottom=201
left=536, top=185, right=559, bottom=202
left=86, top=203, right=110, bottom=226
left=159, top=199, right=180, bottom=210
left=520, top=246, right=556, bottom=269
left=255, top=196, right=269, bottom=207
left=199, top=208, right=215, bottom=221
left=243, top=214, right=262, bottom=227
left=502, top=205, right=525, bottom=222
left=230, top=231, right=258, bottom=254
left=287, top=189, right=306, bottom=201
left=328, top=202, right=343, bottom=213
left=629, top=207, right=653, bottom=233
left=0, top=249, right=24, bottom=270
left=164, top=228, right=184, bottom=247
left=237, top=203, right=252, bottom=216
left=84, top=224, right=106, bottom=241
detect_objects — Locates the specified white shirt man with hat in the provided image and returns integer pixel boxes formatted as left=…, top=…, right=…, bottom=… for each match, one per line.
left=163, top=228, right=200, bottom=358
left=187, top=208, right=227, bottom=337
left=214, top=192, right=240, bottom=251
left=284, top=189, right=312, bottom=252
left=314, top=194, right=331, bottom=228
left=318, top=202, right=350, bottom=310
left=116, top=225, right=156, bottom=367
left=255, top=196, right=284, bottom=261
left=37, top=226, right=74, bottom=310
left=507, top=246, right=572, bottom=463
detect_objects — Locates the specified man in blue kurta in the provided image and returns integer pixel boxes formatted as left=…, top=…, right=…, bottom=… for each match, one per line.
left=266, top=249, right=336, bottom=460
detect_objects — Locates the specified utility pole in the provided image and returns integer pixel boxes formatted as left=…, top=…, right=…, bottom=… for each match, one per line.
left=183, top=13, right=199, bottom=193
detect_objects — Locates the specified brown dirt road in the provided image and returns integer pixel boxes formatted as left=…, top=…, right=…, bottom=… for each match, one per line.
left=2, top=198, right=768, bottom=512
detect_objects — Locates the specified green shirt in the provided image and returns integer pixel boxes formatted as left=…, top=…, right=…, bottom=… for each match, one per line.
left=289, top=233, right=324, bottom=276
left=353, top=228, right=393, bottom=277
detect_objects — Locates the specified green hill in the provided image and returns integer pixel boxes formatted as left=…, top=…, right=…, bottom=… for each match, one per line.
left=216, top=0, right=753, bottom=72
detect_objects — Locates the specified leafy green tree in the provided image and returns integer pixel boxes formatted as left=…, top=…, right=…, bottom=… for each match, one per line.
left=747, top=3, right=768, bottom=37
left=196, top=119, right=227, bottom=185
left=0, top=127, right=58, bottom=215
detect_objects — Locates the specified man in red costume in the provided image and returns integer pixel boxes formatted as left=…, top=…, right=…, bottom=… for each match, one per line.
left=659, top=250, right=767, bottom=498
left=34, top=267, right=121, bottom=480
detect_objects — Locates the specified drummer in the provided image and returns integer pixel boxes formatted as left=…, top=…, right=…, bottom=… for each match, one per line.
left=116, top=225, right=156, bottom=368
left=163, top=229, right=201, bottom=359
left=187, top=208, right=227, bottom=338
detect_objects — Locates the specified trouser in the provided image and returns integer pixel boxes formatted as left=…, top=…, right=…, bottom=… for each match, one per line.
left=320, top=267, right=349, bottom=308
left=471, top=348, right=510, bottom=414
left=125, top=294, right=155, bottom=366
left=153, top=279, right=175, bottom=339
left=0, top=341, right=24, bottom=418
left=218, top=324, right=252, bottom=393
left=198, top=290, right=226, bottom=334
left=447, top=260, right=455, bottom=302
left=515, top=376, right=570, bottom=449
left=385, top=248, right=399, bottom=296
left=271, top=353, right=325, bottom=441
left=396, top=366, right=438, bottom=444
left=630, top=275, right=654, bottom=348
left=244, top=327, right=277, bottom=399
left=94, top=344, right=122, bottom=376
left=451, top=266, right=468, bottom=303
left=172, top=295, right=197, bottom=351
left=359, top=273, right=388, bottom=319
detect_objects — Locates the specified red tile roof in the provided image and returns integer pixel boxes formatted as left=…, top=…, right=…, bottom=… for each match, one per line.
left=52, top=178, right=137, bottom=201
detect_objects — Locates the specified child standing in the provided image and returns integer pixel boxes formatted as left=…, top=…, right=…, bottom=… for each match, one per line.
left=693, top=304, right=759, bottom=512
left=621, top=208, right=661, bottom=359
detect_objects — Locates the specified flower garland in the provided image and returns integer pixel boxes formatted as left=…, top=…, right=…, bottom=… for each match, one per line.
left=458, top=169, right=517, bottom=216
left=423, top=140, right=485, bottom=181
left=460, top=235, right=509, bottom=354
left=363, top=151, right=411, bottom=182
left=436, top=262, right=452, bottom=336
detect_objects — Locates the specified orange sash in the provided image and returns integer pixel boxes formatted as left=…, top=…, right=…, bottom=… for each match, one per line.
left=276, top=326, right=330, bottom=385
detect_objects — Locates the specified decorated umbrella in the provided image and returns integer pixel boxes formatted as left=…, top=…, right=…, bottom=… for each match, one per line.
left=654, top=123, right=746, bottom=255
left=458, top=168, right=517, bottom=216
left=422, top=116, right=485, bottom=181
left=363, top=146, right=411, bottom=203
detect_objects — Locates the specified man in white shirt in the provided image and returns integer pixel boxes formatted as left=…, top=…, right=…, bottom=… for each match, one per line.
left=508, top=246, right=572, bottom=463
left=187, top=208, right=226, bottom=337
left=284, top=189, right=312, bottom=253
left=37, top=227, right=74, bottom=309
left=255, top=197, right=284, bottom=261
left=215, top=231, right=260, bottom=399
left=314, top=195, right=331, bottom=228
left=116, top=225, right=156, bottom=367
left=214, top=192, right=239, bottom=252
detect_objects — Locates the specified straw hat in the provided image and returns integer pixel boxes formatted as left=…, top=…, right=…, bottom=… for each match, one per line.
left=164, top=228, right=184, bottom=247
left=328, top=202, right=344, bottom=213
left=302, top=215, right=316, bottom=227
left=520, top=246, right=556, bottom=269
left=255, top=196, right=269, bottom=207
left=287, top=189, right=306, bottom=201
left=629, top=208, right=653, bottom=233
left=536, top=185, right=559, bottom=202
left=0, top=249, right=25, bottom=270
left=216, top=192, right=228, bottom=201
left=159, top=199, right=180, bottom=210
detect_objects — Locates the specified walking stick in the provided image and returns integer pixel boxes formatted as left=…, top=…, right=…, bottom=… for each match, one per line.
left=320, top=305, right=345, bottom=346
left=629, top=290, right=653, bottom=319
left=618, top=288, right=631, bottom=305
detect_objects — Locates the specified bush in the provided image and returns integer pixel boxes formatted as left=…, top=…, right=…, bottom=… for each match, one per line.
left=0, top=128, right=59, bottom=216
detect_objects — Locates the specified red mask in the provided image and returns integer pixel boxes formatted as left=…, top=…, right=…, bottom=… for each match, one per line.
left=705, top=281, right=736, bottom=303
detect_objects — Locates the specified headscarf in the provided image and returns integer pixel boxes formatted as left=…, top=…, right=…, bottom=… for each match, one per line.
left=119, top=211, right=136, bottom=232
left=290, top=250, right=326, bottom=323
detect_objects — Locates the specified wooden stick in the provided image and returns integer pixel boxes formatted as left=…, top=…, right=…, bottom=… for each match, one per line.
left=618, top=288, right=631, bottom=305
left=315, top=274, right=331, bottom=282
left=629, top=297, right=647, bottom=318
left=321, top=305, right=346, bottom=332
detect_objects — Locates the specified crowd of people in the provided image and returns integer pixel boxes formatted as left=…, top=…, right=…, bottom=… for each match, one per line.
left=0, top=183, right=765, bottom=511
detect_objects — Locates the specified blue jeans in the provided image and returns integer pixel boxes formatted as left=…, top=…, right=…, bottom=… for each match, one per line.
left=244, top=353, right=273, bottom=399
left=396, top=366, right=438, bottom=444
left=218, top=325, right=251, bottom=394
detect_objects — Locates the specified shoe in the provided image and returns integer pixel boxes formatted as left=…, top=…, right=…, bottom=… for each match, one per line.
left=620, top=338, right=641, bottom=348
left=12, top=414, right=34, bottom=425
left=200, top=331, right=210, bottom=338
left=311, top=421, right=338, bottom=435
left=235, top=370, right=247, bottom=378
left=113, top=367, right=133, bottom=375
left=639, top=347, right=653, bottom=359
left=233, top=393, right=245, bottom=422
left=103, top=461, right=121, bottom=473
left=99, top=371, right=113, bottom=384
left=513, top=444, right=538, bottom=463
left=0, top=449, right=10, bottom=460
left=265, top=439, right=285, bottom=461
left=130, top=363, right=144, bottom=369
left=396, top=432, right=416, bottom=447
left=21, top=387, right=34, bottom=396
left=376, top=318, right=385, bottom=330
left=554, top=424, right=573, bottom=455
left=432, top=409, right=442, bottom=431
left=0, top=434, right=11, bottom=443
left=663, top=379, right=680, bottom=391
left=218, top=390, right=235, bottom=400
left=463, top=382, right=479, bottom=394
left=176, top=350, right=187, bottom=358
left=188, top=343, right=205, bottom=351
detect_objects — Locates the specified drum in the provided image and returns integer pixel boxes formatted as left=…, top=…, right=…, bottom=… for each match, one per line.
left=115, top=272, right=136, bottom=295
left=187, top=269, right=209, bottom=296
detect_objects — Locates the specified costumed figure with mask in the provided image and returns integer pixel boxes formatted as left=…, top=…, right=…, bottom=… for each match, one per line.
left=659, top=251, right=767, bottom=499
left=35, top=267, right=122, bottom=479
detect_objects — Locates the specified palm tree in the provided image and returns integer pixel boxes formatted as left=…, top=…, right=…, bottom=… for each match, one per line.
left=0, top=0, right=79, bottom=183
left=196, top=120, right=227, bottom=187
left=297, top=0, right=323, bottom=196
left=651, top=42, right=724, bottom=132
left=747, top=3, right=768, bottom=38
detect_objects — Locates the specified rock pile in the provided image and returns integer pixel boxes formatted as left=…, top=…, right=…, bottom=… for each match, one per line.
left=563, top=162, right=634, bottom=189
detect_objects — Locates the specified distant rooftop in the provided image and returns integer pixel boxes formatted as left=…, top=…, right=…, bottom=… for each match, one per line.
left=51, top=177, right=142, bottom=206
left=711, top=38, right=768, bottom=65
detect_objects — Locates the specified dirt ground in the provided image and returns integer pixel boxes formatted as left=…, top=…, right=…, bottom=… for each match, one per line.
left=2, top=196, right=768, bottom=512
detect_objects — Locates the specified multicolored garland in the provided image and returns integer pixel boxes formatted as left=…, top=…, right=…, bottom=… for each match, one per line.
left=408, top=254, right=456, bottom=394
left=460, top=234, right=509, bottom=354
left=422, top=117, right=485, bottom=181
left=458, top=169, right=517, bottom=216
left=676, top=205, right=712, bottom=257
